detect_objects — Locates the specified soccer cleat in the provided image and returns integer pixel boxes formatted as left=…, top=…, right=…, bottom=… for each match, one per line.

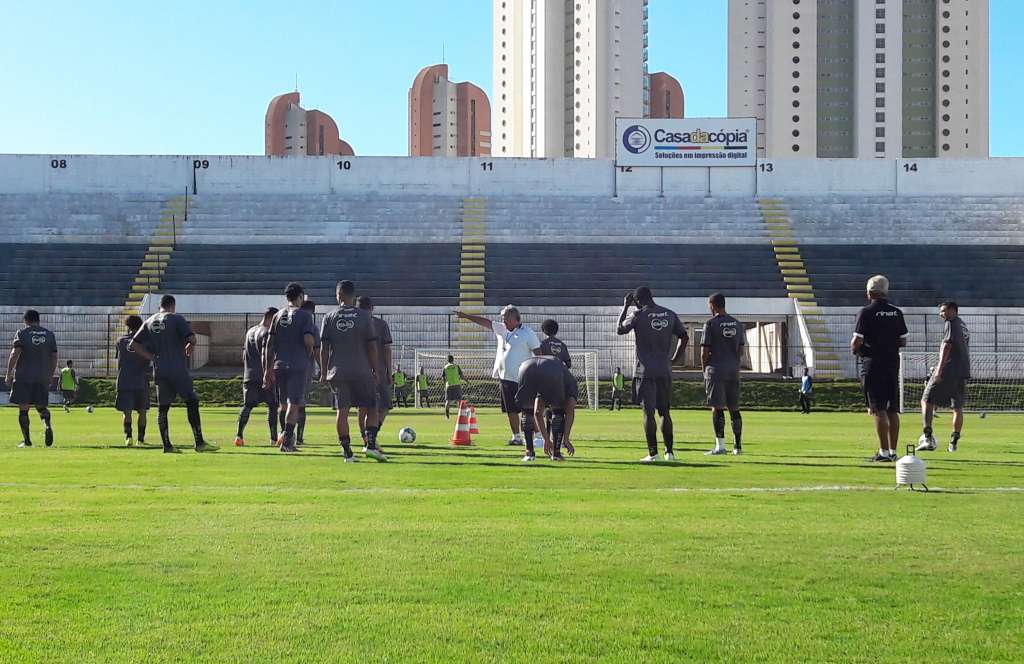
left=194, top=441, right=219, bottom=453
left=948, top=440, right=958, bottom=453
left=507, top=437, right=524, bottom=446
left=521, top=454, right=536, bottom=463
left=63, top=405, right=70, bottom=413
left=343, top=454, right=357, bottom=463
left=233, top=436, right=245, bottom=447
left=17, top=441, right=31, bottom=448
left=869, top=452, right=894, bottom=462
left=663, top=452, right=676, bottom=462
left=44, top=429, right=53, bottom=447
left=916, top=435, right=937, bottom=452
left=550, top=454, right=565, bottom=462
left=125, top=436, right=134, bottom=448
left=733, top=446, right=743, bottom=456
left=163, top=444, right=179, bottom=454
left=365, top=447, right=388, bottom=462
left=639, top=454, right=660, bottom=463
left=704, top=447, right=727, bottom=456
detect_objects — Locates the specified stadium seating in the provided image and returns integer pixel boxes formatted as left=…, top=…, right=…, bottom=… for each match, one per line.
left=0, top=243, right=149, bottom=307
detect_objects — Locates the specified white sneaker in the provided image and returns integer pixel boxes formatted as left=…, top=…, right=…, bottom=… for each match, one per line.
left=508, top=437, right=524, bottom=446
left=343, top=454, right=358, bottom=463
left=640, top=454, right=660, bottom=463
left=125, top=436, right=134, bottom=448
left=732, top=446, right=742, bottom=456
left=916, top=435, right=937, bottom=452
left=365, top=448, right=388, bottom=462
left=521, top=454, right=536, bottom=462
left=704, top=447, right=727, bottom=456
left=663, top=452, right=675, bottom=462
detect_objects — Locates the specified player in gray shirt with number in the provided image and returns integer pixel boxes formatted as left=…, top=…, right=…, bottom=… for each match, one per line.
left=702, top=293, right=746, bottom=456
left=320, top=280, right=383, bottom=462
left=265, top=283, right=316, bottom=453
left=918, top=301, right=971, bottom=453
left=5, top=309, right=58, bottom=448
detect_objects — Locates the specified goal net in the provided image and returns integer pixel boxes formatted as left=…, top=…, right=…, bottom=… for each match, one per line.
left=413, top=349, right=600, bottom=411
left=900, top=351, right=1024, bottom=413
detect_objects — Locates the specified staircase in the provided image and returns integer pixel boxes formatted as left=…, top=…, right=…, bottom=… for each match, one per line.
left=758, top=198, right=842, bottom=378
left=456, top=197, right=489, bottom=347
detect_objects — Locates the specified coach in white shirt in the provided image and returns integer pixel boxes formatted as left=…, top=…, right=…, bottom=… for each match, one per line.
left=455, top=305, right=541, bottom=446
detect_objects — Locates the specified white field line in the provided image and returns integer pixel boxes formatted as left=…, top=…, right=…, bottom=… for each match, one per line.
left=0, top=483, right=1022, bottom=495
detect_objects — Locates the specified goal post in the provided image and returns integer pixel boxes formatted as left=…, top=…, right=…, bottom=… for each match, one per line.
left=900, top=351, right=1024, bottom=413
left=413, top=348, right=600, bottom=411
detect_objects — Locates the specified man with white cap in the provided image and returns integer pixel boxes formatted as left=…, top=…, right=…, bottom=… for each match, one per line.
left=455, top=305, right=542, bottom=456
left=851, top=275, right=908, bottom=462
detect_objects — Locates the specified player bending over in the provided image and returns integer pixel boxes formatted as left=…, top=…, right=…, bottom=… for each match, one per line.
left=514, top=356, right=578, bottom=462
left=702, top=293, right=746, bottom=456
left=918, top=301, right=970, bottom=453
left=6, top=309, right=57, bottom=448
left=116, top=315, right=152, bottom=447
left=233, top=307, right=279, bottom=447
left=617, top=287, right=688, bottom=463
left=129, top=295, right=217, bottom=453
left=538, top=318, right=575, bottom=455
left=321, top=280, right=384, bottom=462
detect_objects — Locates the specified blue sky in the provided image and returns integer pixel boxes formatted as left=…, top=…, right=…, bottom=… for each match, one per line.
left=0, top=1, right=1019, bottom=156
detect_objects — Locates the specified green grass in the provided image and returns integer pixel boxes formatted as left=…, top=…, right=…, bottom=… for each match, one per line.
left=2, top=407, right=1022, bottom=663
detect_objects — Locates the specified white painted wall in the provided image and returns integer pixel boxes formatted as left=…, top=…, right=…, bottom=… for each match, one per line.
left=4, top=154, right=1024, bottom=198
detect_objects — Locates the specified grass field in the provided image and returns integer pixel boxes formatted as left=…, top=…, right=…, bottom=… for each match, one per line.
left=2, top=406, right=1022, bottom=663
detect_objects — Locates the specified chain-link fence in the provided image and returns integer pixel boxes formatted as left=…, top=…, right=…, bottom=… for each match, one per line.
left=2, top=311, right=1022, bottom=381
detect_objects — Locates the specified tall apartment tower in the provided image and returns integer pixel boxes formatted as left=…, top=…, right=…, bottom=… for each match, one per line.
left=728, top=0, right=988, bottom=158
left=265, top=92, right=354, bottom=157
left=409, top=65, right=492, bottom=157
left=493, top=0, right=649, bottom=158
left=646, top=72, right=684, bottom=119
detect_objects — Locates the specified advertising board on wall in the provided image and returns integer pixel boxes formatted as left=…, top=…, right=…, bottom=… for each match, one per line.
left=616, top=118, right=757, bottom=167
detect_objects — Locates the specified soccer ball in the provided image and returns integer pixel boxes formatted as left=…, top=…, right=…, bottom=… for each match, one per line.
left=398, top=427, right=416, bottom=444
left=86, top=405, right=94, bottom=413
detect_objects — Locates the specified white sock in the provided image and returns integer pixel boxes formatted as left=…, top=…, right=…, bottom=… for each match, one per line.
left=879, top=448, right=888, bottom=457
left=715, top=437, right=726, bottom=450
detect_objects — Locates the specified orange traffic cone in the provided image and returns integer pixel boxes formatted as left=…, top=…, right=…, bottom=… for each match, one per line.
left=468, top=406, right=480, bottom=435
left=450, top=400, right=473, bottom=446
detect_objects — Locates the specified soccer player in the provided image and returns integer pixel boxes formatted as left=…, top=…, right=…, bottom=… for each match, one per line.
left=515, top=356, right=578, bottom=462
left=918, top=301, right=970, bottom=453
left=233, top=307, right=279, bottom=448
left=115, top=315, right=152, bottom=447
left=799, top=368, right=813, bottom=414
left=455, top=305, right=542, bottom=447
left=320, top=280, right=384, bottom=462
left=617, top=287, right=688, bottom=463
left=392, top=366, right=409, bottom=408
left=416, top=368, right=430, bottom=408
left=129, top=295, right=217, bottom=454
left=296, top=299, right=318, bottom=446
left=539, top=318, right=576, bottom=455
left=357, top=295, right=392, bottom=449
left=264, top=283, right=316, bottom=453
left=851, top=275, right=908, bottom=462
left=59, top=360, right=78, bottom=412
left=610, top=367, right=625, bottom=411
left=5, top=309, right=57, bottom=448
left=442, top=354, right=465, bottom=420
left=702, top=293, right=746, bottom=456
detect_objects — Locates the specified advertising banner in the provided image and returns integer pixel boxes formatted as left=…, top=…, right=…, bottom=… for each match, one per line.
left=616, top=118, right=757, bottom=167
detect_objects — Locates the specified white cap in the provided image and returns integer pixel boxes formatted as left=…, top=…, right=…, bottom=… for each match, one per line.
left=866, top=275, right=889, bottom=296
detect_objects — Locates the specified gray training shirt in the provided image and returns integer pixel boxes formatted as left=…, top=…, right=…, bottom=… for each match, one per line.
left=132, top=312, right=193, bottom=379
left=702, top=314, right=745, bottom=377
left=116, top=334, right=150, bottom=391
left=320, top=304, right=377, bottom=381
left=269, top=307, right=316, bottom=372
left=12, top=325, right=57, bottom=384
left=943, top=316, right=971, bottom=379
left=242, top=324, right=270, bottom=382
left=539, top=336, right=572, bottom=369
left=619, top=304, right=688, bottom=378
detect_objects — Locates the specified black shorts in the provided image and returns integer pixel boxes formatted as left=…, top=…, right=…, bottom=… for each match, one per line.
left=923, top=376, right=967, bottom=410
left=243, top=380, right=278, bottom=409
left=10, top=381, right=49, bottom=407
left=861, top=368, right=900, bottom=413
left=499, top=379, right=522, bottom=414
left=634, top=375, right=671, bottom=413
left=61, top=390, right=76, bottom=402
left=376, top=383, right=392, bottom=412
left=565, top=373, right=579, bottom=402
left=155, top=374, right=199, bottom=406
left=705, top=368, right=741, bottom=410
left=274, top=367, right=309, bottom=407
left=116, top=387, right=150, bottom=412
left=331, top=376, right=377, bottom=410
left=445, top=385, right=463, bottom=402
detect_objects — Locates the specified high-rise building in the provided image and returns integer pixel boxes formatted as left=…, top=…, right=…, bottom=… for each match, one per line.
left=728, top=0, right=988, bottom=159
left=493, top=0, right=649, bottom=159
left=265, top=92, right=354, bottom=157
left=409, top=65, right=492, bottom=157
left=647, top=72, right=684, bottom=119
